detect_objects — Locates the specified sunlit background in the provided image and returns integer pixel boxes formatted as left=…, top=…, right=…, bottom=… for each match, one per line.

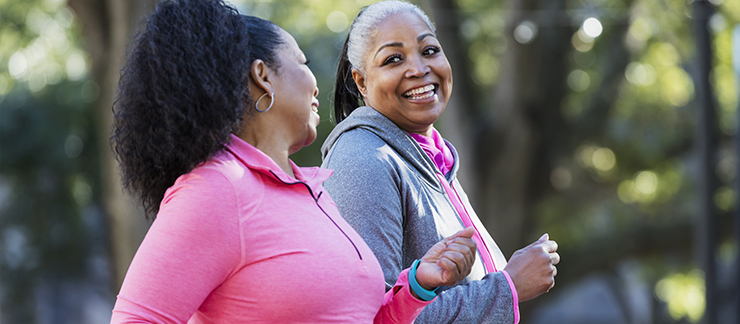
left=1, top=0, right=739, bottom=322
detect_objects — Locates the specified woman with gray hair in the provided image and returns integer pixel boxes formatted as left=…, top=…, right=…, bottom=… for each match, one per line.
left=322, top=1, right=560, bottom=323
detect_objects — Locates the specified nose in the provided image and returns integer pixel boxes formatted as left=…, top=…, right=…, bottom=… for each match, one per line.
left=404, top=55, right=430, bottom=78
left=313, top=86, right=319, bottom=98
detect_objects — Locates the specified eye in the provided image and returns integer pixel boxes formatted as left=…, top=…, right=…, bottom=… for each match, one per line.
left=382, top=54, right=402, bottom=66
left=422, top=46, right=440, bottom=56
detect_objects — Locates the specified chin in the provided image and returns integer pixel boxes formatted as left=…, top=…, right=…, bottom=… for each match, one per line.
left=418, top=110, right=444, bottom=125
left=303, top=132, right=317, bottom=147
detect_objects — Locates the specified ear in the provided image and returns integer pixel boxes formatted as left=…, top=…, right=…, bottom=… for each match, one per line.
left=250, top=59, right=274, bottom=98
left=351, top=69, right=367, bottom=98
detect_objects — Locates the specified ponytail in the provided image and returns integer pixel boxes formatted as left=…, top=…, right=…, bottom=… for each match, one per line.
left=113, top=0, right=283, bottom=218
left=333, top=24, right=364, bottom=123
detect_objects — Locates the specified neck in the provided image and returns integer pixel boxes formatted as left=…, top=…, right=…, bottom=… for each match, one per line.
left=237, top=123, right=295, bottom=178
left=407, top=125, right=434, bottom=137
left=408, top=129, right=433, bottom=137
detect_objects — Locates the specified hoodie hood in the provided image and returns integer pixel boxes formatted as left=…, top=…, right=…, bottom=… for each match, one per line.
left=321, top=107, right=459, bottom=189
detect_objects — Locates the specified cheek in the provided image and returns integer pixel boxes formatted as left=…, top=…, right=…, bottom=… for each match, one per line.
left=436, top=61, right=453, bottom=82
left=368, top=74, right=398, bottom=100
left=435, top=63, right=453, bottom=95
left=305, top=71, right=316, bottom=90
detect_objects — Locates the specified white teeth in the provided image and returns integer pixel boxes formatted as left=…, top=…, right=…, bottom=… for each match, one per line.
left=409, top=92, right=434, bottom=100
left=404, top=84, right=435, bottom=97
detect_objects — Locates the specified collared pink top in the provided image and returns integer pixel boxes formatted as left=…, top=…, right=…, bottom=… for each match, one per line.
left=111, top=135, right=431, bottom=324
left=410, top=128, right=520, bottom=323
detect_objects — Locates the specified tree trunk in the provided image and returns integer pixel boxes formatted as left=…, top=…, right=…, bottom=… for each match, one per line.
left=475, top=0, right=572, bottom=255
left=67, top=0, right=154, bottom=290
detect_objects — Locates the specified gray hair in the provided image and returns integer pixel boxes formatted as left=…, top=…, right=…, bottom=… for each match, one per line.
left=347, top=1, right=436, bottom=74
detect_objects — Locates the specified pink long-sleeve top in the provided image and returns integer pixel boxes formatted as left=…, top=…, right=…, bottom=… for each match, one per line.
left=110, top=134, right=431, bottom=324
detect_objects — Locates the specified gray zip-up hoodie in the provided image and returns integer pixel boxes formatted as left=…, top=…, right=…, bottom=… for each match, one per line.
left=321, top=107, right=516, bottom=323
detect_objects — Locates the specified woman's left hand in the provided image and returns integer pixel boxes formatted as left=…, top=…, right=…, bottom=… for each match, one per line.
left=415, top=227, right=477, bottom=291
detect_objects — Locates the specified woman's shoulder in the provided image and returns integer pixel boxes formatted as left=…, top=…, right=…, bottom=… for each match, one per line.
left=324, top=128, right=403, bottom=165
left=170, top=151, right=263, bottom=197
left=330, top=127, right=404, bottom=155
left=161, top=151, right=264, bottom=222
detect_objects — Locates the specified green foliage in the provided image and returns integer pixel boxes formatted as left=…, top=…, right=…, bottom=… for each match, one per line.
left=456, top=0, right=738, bottom=321
left=0, top=0, right=104, bottom=322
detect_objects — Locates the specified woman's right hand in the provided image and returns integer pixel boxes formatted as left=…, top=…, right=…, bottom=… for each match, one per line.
left=503, top=233, right=560, bottom=302
left=414, top=227, right=478, bottom=292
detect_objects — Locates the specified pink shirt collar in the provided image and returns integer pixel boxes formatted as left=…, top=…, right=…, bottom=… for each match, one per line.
left=224, top=134, right=332, bottom=188
left=408, top=128, right=455, bottom=175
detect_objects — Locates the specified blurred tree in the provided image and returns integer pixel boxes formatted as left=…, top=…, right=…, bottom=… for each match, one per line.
left=65, top=0, right=154, bottom=290
left=0, top=0, right=115, bottom=322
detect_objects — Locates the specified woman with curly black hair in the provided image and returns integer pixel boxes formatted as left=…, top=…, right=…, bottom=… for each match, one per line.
left=109, top=0, right=478, bottom=323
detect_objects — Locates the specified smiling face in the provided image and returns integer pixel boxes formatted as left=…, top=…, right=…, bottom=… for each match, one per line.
left=245, top=28, right=321, bottom=155
left=352, top=11, right=453, bottom=136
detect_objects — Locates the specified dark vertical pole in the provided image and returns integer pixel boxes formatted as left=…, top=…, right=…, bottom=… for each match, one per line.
left=733, top=24, right=740, bottom=324
left=692, top=1, right=717, bottom=324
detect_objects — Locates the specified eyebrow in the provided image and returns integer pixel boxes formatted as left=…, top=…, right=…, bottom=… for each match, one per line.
left=417, top=33, right=434, bottom=42
left=373, top=33, right=436, bottom=59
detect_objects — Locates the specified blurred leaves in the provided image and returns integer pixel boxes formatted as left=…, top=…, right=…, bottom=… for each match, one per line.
left=1, top=0, right=105, bottom=322
left=454, top=0, right=737, bottom=321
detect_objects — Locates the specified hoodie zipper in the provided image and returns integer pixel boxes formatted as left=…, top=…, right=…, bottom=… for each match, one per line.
left=269, top=170, right=363, bottom=260
left=410, top=136, right=498, bottom=273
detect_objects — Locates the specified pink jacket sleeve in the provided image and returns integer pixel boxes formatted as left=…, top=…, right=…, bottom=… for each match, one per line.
left=374, top=268, right=434, bottom=324
left=110, top=170, right=241, bottom=323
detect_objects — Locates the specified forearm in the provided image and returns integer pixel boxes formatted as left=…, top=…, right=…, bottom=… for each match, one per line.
left=374, top=268, right=433, bottom=324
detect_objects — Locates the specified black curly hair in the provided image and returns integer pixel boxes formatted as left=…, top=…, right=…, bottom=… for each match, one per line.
left=112, top=0, right=283, bottom=218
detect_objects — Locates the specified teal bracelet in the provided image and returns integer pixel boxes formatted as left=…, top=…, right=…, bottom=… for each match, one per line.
left=408, top=259, right=439, bottom=301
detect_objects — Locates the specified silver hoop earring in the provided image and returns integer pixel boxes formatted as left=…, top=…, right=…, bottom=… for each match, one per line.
left=255, top=92, right=274, bottom=112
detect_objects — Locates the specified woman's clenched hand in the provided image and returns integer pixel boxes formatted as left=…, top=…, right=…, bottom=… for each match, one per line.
left=503, top=233, right=560, bottom=302
left=414, top=227, right=478, bottom=291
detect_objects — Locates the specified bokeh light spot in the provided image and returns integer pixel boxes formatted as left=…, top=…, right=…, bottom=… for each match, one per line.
left=513, top=20, right=537, bottom=44
left=326, top=11, right=348, bottom=33
left=550, top=167, right=572, bottom=190
left=714, top=187, right=736, bottom=211
left=582, top=17, right=603, bottom=38
left=567, top=70, right=591, bottom=92
left=64, top=134, right=83, bottom=159
left=572, top=31, right=594, bottom=52
left=660, top=67, right=693, bottom=106
left=72, top=173, right=92, bottom=207
left=592, top=148, right=616, bottom=171
left=625, top=62, right=656, bottom=86
left=635, top=171, right=658, bottom=194
left=628, top=17, right=653, bottom=42
left=655, top=270, right=705, bottom=323
left=9, top=52, right=28, bottom=79
left=66, top=52, right=87, bottom=81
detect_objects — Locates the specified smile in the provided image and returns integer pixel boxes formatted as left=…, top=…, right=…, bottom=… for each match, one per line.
left=311, top=100, right=319, bottom=114
left=402, top=84, right=437, bottom=100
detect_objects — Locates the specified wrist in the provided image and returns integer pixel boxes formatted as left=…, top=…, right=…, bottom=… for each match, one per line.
left=408, top=259, right=439, bottom=301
